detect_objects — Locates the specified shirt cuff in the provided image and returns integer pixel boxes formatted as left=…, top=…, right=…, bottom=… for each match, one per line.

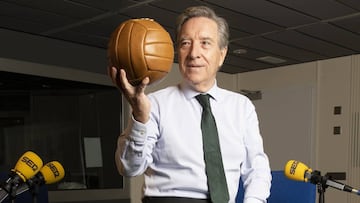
left=130, top=117, right=147, bottom=141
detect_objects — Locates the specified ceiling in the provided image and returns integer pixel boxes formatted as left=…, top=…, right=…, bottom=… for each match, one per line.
left=0, top=71, right=113, bottom=92
left=0, top=71, right=115, bottom=111
left=0, top=0, right=360, bottom=74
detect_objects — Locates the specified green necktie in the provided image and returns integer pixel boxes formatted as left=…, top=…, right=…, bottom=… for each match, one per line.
left=196, top=94, right=230, bottom=203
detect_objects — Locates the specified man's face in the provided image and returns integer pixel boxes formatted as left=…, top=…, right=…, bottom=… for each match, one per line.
left=178, top=17, right=227, bottom=92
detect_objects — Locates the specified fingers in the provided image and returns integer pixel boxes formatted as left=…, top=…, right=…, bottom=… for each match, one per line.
left=108, top=67, right=130, bottom=91
left=108, top=67, right=150, bottom=98
left=142, top=77, right=150, bottom=85
left=108, top=66, right=118, bottom=85
left=119, top=69, right=129, bottom=88
left=137, top=77, right=150, bottom=93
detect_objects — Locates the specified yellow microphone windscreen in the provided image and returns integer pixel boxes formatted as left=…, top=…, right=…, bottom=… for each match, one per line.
left=40, top=161, right=65, bottom=184
left=12, top=151, right=43, bottom=182
left=284, top=160, right=312, bottom=182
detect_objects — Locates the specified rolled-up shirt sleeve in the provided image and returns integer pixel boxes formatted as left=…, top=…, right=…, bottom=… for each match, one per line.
left=115, top=116, right=154, bottom=177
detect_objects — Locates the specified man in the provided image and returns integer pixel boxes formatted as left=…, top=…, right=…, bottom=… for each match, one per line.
left=109, top=6, right=271, bottom=203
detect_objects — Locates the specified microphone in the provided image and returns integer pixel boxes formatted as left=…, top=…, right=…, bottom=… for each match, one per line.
left=0, top=151, right=43, bottom=202
left=284, top=160, right=360, bottom=195
left=15, top=161, right=65, bottom=196
left=284, top=160, right=313, bottom=182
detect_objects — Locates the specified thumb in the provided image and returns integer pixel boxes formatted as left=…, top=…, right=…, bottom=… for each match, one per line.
left=136, top=76, right=150, bottom=93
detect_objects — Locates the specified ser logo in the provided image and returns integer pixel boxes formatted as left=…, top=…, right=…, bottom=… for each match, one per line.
left=47, top=162, right=60, bottom=177
left=21, top=156, right=39, bottom=172
left=290, top=161, right=299, bottom=175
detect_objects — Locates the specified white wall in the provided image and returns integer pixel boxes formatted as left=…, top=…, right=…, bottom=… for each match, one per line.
left=236, top=54, right=360, bottom=203
left=316, top=56, right=352, bottom=202
left=237, top=62, right=318, bottom=169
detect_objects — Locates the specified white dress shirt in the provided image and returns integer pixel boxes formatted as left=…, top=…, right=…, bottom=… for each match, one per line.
left=116, top=81, right=272, bottom=203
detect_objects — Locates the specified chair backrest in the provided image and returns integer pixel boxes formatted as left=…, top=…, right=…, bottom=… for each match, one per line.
left=0, top=172, right=49, bottom=203
left=236, top=170, right=316, bottom=203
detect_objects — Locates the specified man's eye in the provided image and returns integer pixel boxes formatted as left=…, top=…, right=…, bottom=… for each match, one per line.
left=180, top=41, right=191, bottom=47
left=201, top=41, right=211, bottom=46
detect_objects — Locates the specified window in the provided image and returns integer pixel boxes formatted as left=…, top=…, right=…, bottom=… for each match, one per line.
left=0, top=70, right=128, bottom=201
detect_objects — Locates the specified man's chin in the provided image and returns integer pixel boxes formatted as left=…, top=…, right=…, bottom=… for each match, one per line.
left=185, top=76, right=201, bottom=86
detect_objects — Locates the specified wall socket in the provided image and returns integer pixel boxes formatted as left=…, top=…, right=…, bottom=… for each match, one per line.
left=334, top=106, right=342, bottom=115
left=333, top=126, right=341, bottom=135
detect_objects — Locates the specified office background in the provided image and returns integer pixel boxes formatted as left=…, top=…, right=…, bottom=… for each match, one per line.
left=1, top=1, right=360, bottom=203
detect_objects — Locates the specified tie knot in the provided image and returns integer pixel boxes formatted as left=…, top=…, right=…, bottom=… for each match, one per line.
left=196, top=94, right=211, bottom=108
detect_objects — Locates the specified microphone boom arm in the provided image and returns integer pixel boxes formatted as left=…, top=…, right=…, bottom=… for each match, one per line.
left=309, top=170, right=360, bottom=196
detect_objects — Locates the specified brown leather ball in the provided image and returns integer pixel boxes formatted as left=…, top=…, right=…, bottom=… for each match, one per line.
left=107, top=18, right=174, bottom=86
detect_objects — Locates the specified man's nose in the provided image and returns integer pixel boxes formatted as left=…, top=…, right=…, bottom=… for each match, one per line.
left=189, top=43, right=201, bottom=59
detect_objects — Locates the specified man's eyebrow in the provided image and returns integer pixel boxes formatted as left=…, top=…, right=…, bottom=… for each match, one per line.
left=178, top=36, right=215, bottom=42
left=179, top=36, right=190, bottom=41
left=200, top=36, right=215, bottom=41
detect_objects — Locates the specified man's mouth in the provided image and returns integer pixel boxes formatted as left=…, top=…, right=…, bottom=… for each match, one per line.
left=187, top=64, right=203, bottom=68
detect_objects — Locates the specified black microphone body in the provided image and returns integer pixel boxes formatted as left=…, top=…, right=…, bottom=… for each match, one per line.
left=285, top=160, right=360, bottom=196
left=0, top=190, right=7, bottom=203
left=0, top=151, right=43, bottom=203
left=0, top=171, right=25, bottom=202
left=13, top=161, right=65, bottom=198
left=14, top=171, right=46, bottom=197
left=310, top=171, right=360, bottom=195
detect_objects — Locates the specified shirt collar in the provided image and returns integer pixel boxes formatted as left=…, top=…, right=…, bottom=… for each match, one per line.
left=181, top=80, right=220, bottom=102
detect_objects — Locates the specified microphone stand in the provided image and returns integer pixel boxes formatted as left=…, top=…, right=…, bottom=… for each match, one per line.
left=5, top=183, right=16, bottom=203
left=310, top=170, right=330, bottom=203
left=31, top=184, right=40, bottom=203
left=0, top=175, right=21, bottom=203
left=10, top=185, right=16, bottom=203
left=317, top=180, right=326, bottom=203
left=1, top=184, right=17, bottom=203
left=26, top=177, right=40, bottom=203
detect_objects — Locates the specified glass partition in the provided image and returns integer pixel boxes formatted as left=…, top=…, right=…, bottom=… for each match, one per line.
left=0, top=71, right=123, bottom=191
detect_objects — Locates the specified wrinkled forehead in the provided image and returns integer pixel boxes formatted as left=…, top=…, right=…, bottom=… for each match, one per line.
left=178, top=17, right=219, bottom=41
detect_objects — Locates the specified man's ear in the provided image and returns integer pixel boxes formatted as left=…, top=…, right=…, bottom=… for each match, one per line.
left=218, top=46, right=228, bottom=67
